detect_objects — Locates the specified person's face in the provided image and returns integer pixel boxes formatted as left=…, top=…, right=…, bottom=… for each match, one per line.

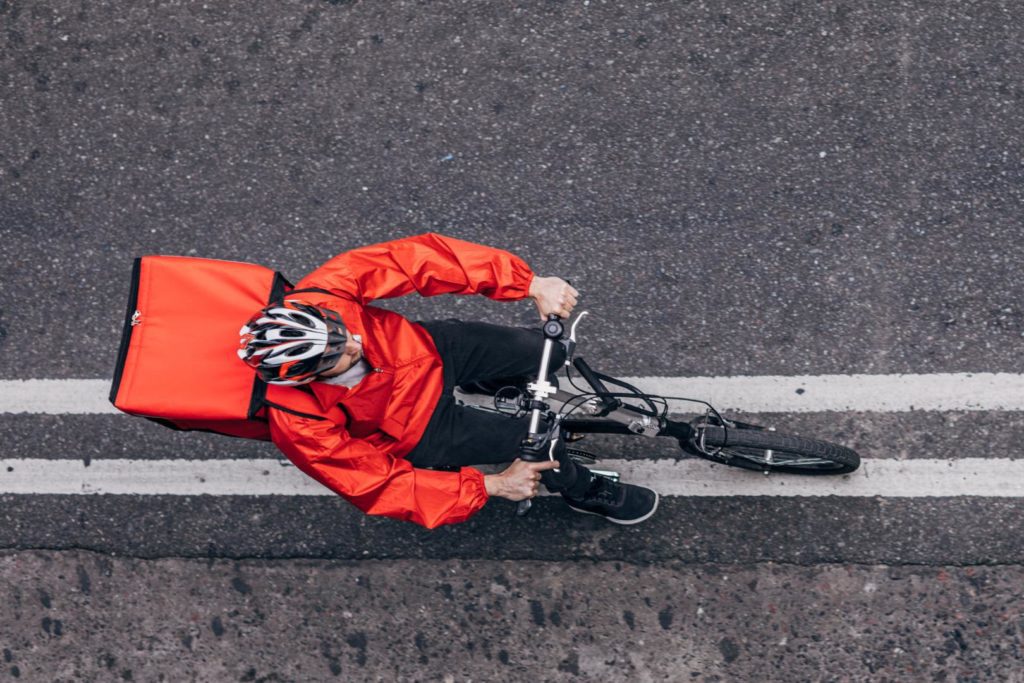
left=319, top=330, right=363, bottom=378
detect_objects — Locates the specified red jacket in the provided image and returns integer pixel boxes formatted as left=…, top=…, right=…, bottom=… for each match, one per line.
left=267, top=233, right=536, bottom=528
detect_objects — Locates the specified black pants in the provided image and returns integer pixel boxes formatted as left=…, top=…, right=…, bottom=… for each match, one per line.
left=405, top=319, right=593, bottom=499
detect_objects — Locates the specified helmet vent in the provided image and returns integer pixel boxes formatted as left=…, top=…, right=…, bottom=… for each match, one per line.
left=237, top=300, right=348, bottom=385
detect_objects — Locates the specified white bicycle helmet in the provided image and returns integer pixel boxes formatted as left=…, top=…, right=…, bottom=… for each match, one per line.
left=237, top=299, right=347, bottom=385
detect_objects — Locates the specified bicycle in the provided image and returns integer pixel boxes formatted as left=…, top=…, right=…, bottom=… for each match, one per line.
left=454, top=313, right=861, bottom=516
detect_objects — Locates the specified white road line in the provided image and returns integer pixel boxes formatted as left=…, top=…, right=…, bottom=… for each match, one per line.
left=2, top=458, right=1023, bottom=497
left=617, top=373, right=1024, bottom=413
left=3, top=373, right=1024, bottom=414
left=1, top=380, right=118, bottom=414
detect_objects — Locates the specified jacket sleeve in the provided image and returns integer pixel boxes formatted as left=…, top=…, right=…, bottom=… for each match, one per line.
left=269, top=409, right=490, bottom=529
left=295, top=232, right=536, bottom=305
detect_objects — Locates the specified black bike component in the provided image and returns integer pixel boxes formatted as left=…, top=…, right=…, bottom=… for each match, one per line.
left=519, top=432, right=552, bottom=462
left=560, top=338, right=575, bottom=364
left=493, top=387, right=526, bottom=415
left=572, top=358, right=622, bottom=414
left=689, top=423, right=860, bottom=475
left=543, top=317, right=565, bottom=339
left=558, top=415, right=693, bottom=441
left=517, top=316, right=565, bottom=517
left=559, top=417, right=636, bottom=436
left=515, top=428, right=557, bottom=517
left=589, top=371, right=661, bottom=418
left=505, top=308, right=862, bottom=521
left=566, top=447, right=597, bottom=465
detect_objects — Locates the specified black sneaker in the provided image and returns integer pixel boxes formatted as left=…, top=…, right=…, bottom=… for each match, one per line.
left=563, top=475, right=659, bottom=525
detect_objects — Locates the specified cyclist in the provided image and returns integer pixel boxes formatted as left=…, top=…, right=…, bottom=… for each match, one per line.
left=237, top=233, right=658, bottom=529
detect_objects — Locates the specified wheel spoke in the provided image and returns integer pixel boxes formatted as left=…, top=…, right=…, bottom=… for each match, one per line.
left=693, top=422, right=860, bottom=475
left=720, top=447, right=846, bottom=470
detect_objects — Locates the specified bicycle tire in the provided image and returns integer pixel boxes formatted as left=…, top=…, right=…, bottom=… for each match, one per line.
left=696, top=425, right=860, bottom=475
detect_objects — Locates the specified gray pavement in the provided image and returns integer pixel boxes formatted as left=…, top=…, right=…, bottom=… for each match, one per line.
left=4, top=494, right=1024, bottom=567
left=1, top=1, right=1023, bottom=380
left=3, top=0, right=1024, bottom=680
left=2, top=552, right=1022, bottom=682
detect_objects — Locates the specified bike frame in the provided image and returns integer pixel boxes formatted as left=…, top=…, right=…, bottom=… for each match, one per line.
left=473, top=311, right=858, bottom=499
left=515, top=315, right=692, bottom=440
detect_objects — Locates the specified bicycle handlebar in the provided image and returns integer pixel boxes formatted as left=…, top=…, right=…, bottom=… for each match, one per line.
left=516, top=314, right=564, bottom=517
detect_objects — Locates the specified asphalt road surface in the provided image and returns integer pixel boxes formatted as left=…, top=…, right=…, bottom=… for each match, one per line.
left=2, top=1, right=1023, bottom=680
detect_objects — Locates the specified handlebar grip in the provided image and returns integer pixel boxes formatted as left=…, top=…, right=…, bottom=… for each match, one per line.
left=516, top=499, right=532, bottom=516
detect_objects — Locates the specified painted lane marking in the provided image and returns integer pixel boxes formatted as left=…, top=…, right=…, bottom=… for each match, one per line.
left=3, top=373, right=1024, bottom=414
left=2, top=380, right=119, bottom=414
left=2, top=458, right=1022, bottom=497
left=616, top=373, right=1024, bottom=413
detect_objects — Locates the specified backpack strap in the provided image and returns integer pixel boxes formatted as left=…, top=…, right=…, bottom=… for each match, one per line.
left=276, top=286, right=337, bottom=301
left=260, top=383, right=348, bottom=424
left=261, top=401, right=326, bottom=422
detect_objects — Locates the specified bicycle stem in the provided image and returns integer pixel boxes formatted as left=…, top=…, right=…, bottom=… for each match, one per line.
left=527, top=340, right=556, bottom=433
left=524, top=314, right=565, bottom=440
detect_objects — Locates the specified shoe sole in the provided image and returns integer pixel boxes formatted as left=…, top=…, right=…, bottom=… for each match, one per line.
left=566, top=491, right=659, bottom=526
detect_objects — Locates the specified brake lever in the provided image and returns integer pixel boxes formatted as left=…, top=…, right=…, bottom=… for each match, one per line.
left=563, top=310, right=587, bottom=364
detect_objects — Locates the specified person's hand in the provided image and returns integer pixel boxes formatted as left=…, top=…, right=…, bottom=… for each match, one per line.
left=528, top=276, right=579, bottom=321
left=484, top=459, right=560, bottom=501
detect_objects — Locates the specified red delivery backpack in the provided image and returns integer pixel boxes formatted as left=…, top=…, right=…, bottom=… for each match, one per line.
left=109, top=255, right=337, bottom=440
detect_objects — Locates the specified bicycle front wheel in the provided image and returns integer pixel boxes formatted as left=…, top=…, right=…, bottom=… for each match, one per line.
left=697, top=425, right=860, bottom=475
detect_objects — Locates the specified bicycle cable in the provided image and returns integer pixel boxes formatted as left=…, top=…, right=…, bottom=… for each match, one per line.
left=561, top=347, right=731, bottom=450
left=485, top=312, right=734, bottom=453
